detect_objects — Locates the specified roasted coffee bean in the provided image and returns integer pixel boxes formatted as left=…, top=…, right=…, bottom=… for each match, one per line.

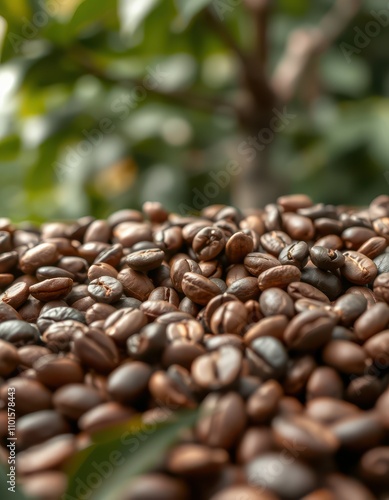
left=301, top=267, right=342, bottom=301
left=191, top=345, right=242, bottom=390
left=197, top=392, right=247, bottom=449
left=272, top=414, right=339, bottom=458
left=306, top=397, right=361, bottom=425
left=354, top=302, right=389, bottom=341
left=374, top=252, right=389, bottom=274
left=359, top=446, right=389, bottom=485
left=0, top=320, right=40, bottom=347
left=225, top=277, right=260, bottom=302
left=192, top=226, right=226, bottom=261
left=104, top=307, right=147, bottom=344
left=87, top=262, right=118, bottom=281
left=331, top=412, right=385, bottom=450
left=244, top=315, right=288, bottom=343
left=120, top=473, right=189, bottom=500
left=42, top=320, right=88, bottom=352
left=246, top=453, right=317, bottom=499
left=373, top=272, right=389, bottom=302
left=246, top=380, right=283, bottom=424
left=148, top=286, right=180, bottom=307
left=258, top=265, right=301, bottom=291
left=364, top=330, right=389, bottom=363
left=16, top=409, right=71, bottom=451
left=126, top=248, right=165, bottom=272
left=376, top=390, right=389, bottom=428
left=225, top=231, right=254, bottom=263
left=236, top=427, right=275, bottom=464
left=72, top=328, right=119, bottom=373
left=166, top=319, right=204, bottom=343
left=310, top=246, right=345, bottom=272
left=210, top=485, right=277, bottom=500
left=260, top=231, right=292, bottom=256
left=332, top=293, right=367, bottom=326
left=341, top=251, right=377, bottom=285
left=260, top=288, right=294, bottom=318
left=244, top=252, right=280, bottom=277
left=283, top=213, right=315, bottom=241
left=127, top=322, right=168, bottom=362
left=87, top=276, right=123, bottom=304
left=34, top=355, right=84, bottom=389
left=1, top=281, right=29, bottom=309
left=53, top=384, right=105, bottom=420
left=20, top=243, right=59, bottom=274
left=170, top=258, right=202, bottom=293
left=29, top=277, right=73, bottom=302
left=37, top=307, right=86, bottom=333
left=278, top=241, right=309, bottom=269
left=306, top=367, right=344, bottom=400
left=0, top=251, right=18, bottom=273
left=57, top=256, right=88, bottom=282
left=210, top=301, right=248, bottom=335
left=358, top=236, right=387, bottom=259
left=108, top=361, right=152, bottom=403
left=140, top=300, right=178, bottom=321
left=322, top=340, right=367, bottom=374
left=283, top=355, right=316, bottom=395
left=182, top=272, right=220, bottom=305
left=117, top=268, right=154, bottom=301
left=287, top=282, right=330, bottom=303
left=78, top=402, right=136, bottom=433
left=284, top=310, right=336, bottom=351
left=246, top=336, right=288, bottom=380
left=149, top=365, right=197, bottom=408
left=36, top=266, right=74, bottom=281
left=85, top=303, right=116, bottom=324
left=166, top=444, right=229, bottom=476
left=17, top=345, right=51, bottom=368
left=162, top=339, right=205, bottom=369
left=93, top=243, right=123, bottom=267
left=0, top=339, right=19, bottom=376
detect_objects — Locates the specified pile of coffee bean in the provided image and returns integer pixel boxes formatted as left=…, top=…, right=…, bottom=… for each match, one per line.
left=0, top=195, right=389, bottom=499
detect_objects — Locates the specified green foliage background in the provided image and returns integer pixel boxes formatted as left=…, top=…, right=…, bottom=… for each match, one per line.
left=0, top=0, right=388, bottom=222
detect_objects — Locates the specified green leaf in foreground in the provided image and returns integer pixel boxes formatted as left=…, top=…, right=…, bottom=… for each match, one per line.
left=64, top=410, right=198, bottom=500
left=118, top=0, right=161, bottom=36
left=0, top=464, right=35, bottom=500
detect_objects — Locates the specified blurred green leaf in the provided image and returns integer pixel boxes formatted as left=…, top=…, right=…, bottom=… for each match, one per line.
left=64, top=410, right=198, bottom=500
left=175, top=0, right=212, bottom=23
left=68, top=0, right=119, bottom=37
left=118, top=0, right=161, bottom=36
left=0, top=135, right=21, bottom=160
left=0, top=464, right=34, bottom=500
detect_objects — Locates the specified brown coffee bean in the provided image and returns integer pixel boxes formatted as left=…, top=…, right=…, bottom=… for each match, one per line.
left=78, top=402, right=136, bottom=433
left=0, top=339, right=19, bottom=376
left=166, top=444, right=229, bottom=476
left=244, top=315, right=288, bottom=343
left=117, top=268, right=154, bottom=301
left=192, top=226, right=226, bottom=261
left=34, top=355, right=84, bottom=389
left=0, top=377, right=52, bottom=415
left=341, top=251, right=377, bottom=285
left=29, top=277, right=73, bottom=302
left=258, top=265, right=301, bottom=291
left=53, top=384, right=105, bottom=420
left=72, top=328, right=119, bottom=372
left=284, top=310, right=336, bottom=351
left=354, top=302, right=389, bottom=341
left=225, top=277, right=260, bottom=302
left=247, top=380, right=283, bottom=424
left=210, top=301, right=248, bottom=335
left=358, top=236, right=387, bottom=259
left=283, top=355, right=316, bottom=395
left=331, top=412, right=385, bottom=450
left=120, top=473, right=189, bottom=500
left=104, top=307, right=148, bottom=344
left=283, top=213, right=315, bottom=241
left=149, top=365, right=197, bottom=409
left=197, top=392, right=247, bottom=449
left=20, top=243, right=59, bottom=274
left=306, top=367, right=344, bottom=400
left=246, top=336, right=288, bottom=380
left=322, top=340, right=368, bottom=375
left=225, top=231, right=254, bottom=263
left=287, top=282, right=330, bottom=303
left=260, top=288, right=294, bottom=318
left=108, top=361, right=152, bottom=404
left=244, top=253, right=280, bottom=277
left=87, top=262, right=118, bottom=281
left=260, top=231, right=292, bottom=256
left=1, top=281, right=30, bottom=309
left=16, top=409, right=71, bottom=450
left=182, top=272, right=220, bottom=306
left=191, top=345, right=242, bottom=391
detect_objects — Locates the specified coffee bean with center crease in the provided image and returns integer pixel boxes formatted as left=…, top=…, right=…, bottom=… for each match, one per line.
left=300, top=267, right=342, bottom=301
left=170, top=258, right=202, bottom=293
left=149, top=365, right=197, bottom=408
left=140, top=300, right=178, bottom=321
left=34, top=355, right=84, bottom=389
left=287, top=282, right=330, bottom=303
left=166, top=319, right=204, bottom=343
left=0, top=302, right=21, bottom=322
left=272, top=414, right=339, bottom=459
left=322, top=340, right=368, bottom=375
left=148, top=286, right=180, bottom=306
left=192, top=227, right=226, bottom=261
left=72, top=328, right=119, bottom=373
left=260, top=231, right=292, bottom=256
left=117, top=268, right=154, bottom=302
left=191, top=345, right=242, bottom=391
left=258, top=265, right=301, bottom=291
left=246, top=336, right=288, bottom=380
left=19, top=243, right=59, bottom=274
left=246, top=380, right=283, bottom=424
left=125, top=248, right=165, bottom=272
left=29, top=277, right=73, bottom=302
left=244, top=252, right=280, bottom=277
left=196, top=392, right=247, bottom=449
left=363, top=330, right=389, bottom=363
left=87, top=276, right=123, bottom=304
left=284, top=310, right=337, bottom=351
left=260, top=288, right=294, bottom=318
left=0, top=320, right=40, bottom=347
left=341, top=251, right=377, bottom=285
left=244, top=315, right=288, bottom=343
left=278, top=241, right=309, bottom=269
left=85, top=303, right=116, bottom=324
left=182, top=272, right=220, bottom=306
left=373, top=272, right=389, bottom=302
left=87, top=263, right=118, bottom=281
left=358, top=237, right=387, bottom=259
left=1, top=281, right=30, bottom=309
left=127, top=322, right=168, bottom=362
left=42, top=320, right=88, bottom=353
left=225, top=277, right=260, bottom=302
left=104, top=307, right=147, bottom=344
left=37, top=307, right=86, bottom=333
left=210, top=301, right=248, bottom=335
left=332, top=294, right=367, bottom=327
left=310, top=246, right=345, bottom=272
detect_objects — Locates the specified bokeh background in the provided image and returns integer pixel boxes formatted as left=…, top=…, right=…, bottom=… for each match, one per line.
left=0, top=0, right=388, bottom=222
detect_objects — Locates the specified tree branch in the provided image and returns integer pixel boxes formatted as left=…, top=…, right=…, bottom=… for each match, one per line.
left=244, top=0, right=272, bottom=67
left=271, top=0, right=362, bottom=103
